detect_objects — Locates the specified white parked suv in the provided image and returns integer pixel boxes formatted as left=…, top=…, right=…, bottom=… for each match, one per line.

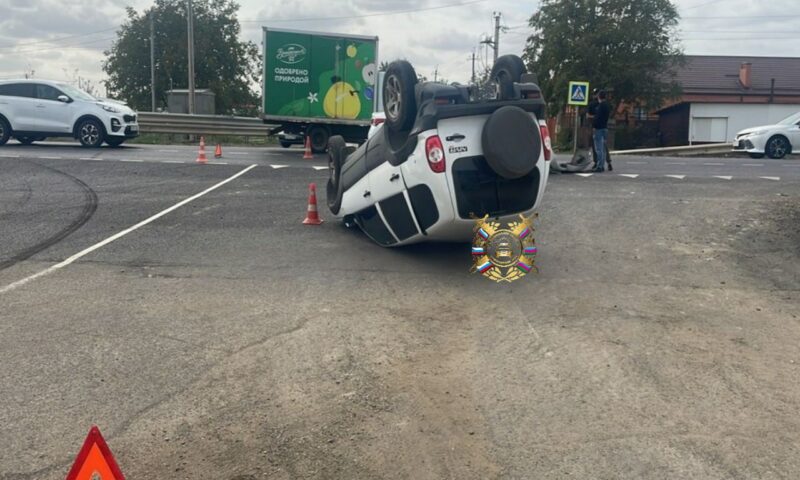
left=0, top=79, right=139, bottom=147
left=326, top=55, right=551, bottom=246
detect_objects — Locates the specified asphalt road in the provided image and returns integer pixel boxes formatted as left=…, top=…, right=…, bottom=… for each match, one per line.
left=0, top=143, right=798, bottom=479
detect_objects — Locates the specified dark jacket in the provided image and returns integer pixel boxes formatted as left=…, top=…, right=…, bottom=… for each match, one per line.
left=593, top=101, right=610, bottom=130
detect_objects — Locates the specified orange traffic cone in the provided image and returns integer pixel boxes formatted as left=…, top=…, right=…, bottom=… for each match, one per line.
left=303, top=183, right=323, bottom=225
left=196, top=136, right=208, bottom=164
left=303, top=135, right=314, bottom=159
left=214, top=143, right=222, bottom=158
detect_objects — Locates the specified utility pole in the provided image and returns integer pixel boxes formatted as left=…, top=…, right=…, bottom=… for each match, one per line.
left=492, top=11, right=501, bottom=62
left=150, top=10, right=156, bottom=112
left=186, top=0, right=196, bottom=114
left=470, top=50, right=476, bottom=85
left=433, top=65, right=438, bottom=83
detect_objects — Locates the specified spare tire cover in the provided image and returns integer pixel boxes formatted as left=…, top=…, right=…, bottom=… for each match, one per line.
left=481, top=106, right=541, bottom=179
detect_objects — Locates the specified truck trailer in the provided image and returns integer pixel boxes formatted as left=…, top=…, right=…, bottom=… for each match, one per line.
left=262, top=27, right=379, bottom=152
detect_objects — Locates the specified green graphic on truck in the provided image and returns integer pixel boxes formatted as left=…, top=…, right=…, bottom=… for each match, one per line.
left=263, top=28, right=378, bottom=121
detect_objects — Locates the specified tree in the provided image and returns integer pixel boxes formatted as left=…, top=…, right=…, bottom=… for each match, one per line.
left=524, top=0, right=683, bottom=114
left=103, top=0, right=260, bottom=115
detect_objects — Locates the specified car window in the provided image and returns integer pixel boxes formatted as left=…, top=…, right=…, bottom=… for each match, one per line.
left=0, top=83, right=36, bottom=98
left=35, top=84, right=64, bottom=101
left=56, top=83, right=96, bottom=102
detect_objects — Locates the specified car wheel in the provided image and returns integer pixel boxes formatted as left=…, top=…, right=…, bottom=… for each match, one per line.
left=749, top=152, right=765, bottom=159
left=491, top=55, right=526, bottom=100
left=77, top=119, right=105, bottom=148
left=105, top=138, right=125, bottom=147
left=308, top=126, right=330, bottom=154
left=383, top=60, right=418, bottom=133
left=765, top=135, right=790, bottom=159
left=327, top=135, right=346, bottom=215
left=0, top=118, right=10, bottom=146
left=279, top=140, right=292, bottom=148
left=15, top=136, right=36, bottom=145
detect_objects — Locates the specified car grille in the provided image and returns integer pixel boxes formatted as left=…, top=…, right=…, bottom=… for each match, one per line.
left=123, top=114, right=136, bottom=123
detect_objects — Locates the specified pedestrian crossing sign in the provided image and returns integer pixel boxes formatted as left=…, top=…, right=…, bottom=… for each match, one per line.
left=568, top=81, right=590, bottom=106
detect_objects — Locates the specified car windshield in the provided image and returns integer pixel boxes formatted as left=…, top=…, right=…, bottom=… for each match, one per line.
left=777, top=111, right=800, bottom=125
left=56, top=83, right=96, bottom=101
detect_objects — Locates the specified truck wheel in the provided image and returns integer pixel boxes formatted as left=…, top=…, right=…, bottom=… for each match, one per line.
left=0, top=118, right=10, bottom=146
left=308, top=126, right=330, bottom=153
left=482, top=106, right=540, bottom=179
left=383, top=60, right=418, bottom=133
left=327, top=136, right=346, bottom=215
left=491, top=55, right=526, bottom=100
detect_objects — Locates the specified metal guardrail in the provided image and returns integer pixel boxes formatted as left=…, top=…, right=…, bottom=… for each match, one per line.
left=138, top=112, right=275, bottom=136
left=611, top=143, right=732, bottom=156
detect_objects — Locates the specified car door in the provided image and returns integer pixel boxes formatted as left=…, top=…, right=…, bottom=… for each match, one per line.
left=790, top=121, right=800, bottom=150
left=34, top=84, right=73, bottom=134
left=0, top=83, right=38, bottom=131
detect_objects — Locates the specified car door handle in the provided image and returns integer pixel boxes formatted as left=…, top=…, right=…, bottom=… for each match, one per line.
left=390, top=173, right=400, bottom=182
left=363, top=191, right=371, bottom=198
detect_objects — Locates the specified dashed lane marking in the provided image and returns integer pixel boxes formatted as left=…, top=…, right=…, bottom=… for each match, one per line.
left=208, top=162, right=228, bottom=165
left=665, top=175, right=686, bottom=179
left=312, top=166, right=328, bottom=171
left=119, top=159, right=143, bottom=163
left=703, top=162, right=724, bottom=166
left=713, top=176, right=733, bottom=180
left=743, top=163, right=763, bottom=167
left=40, top=156, right=62, bottom=159
left=228, top=152, right=250, bottom=156
left=0, top=164, right=258, bottom=295
left=760, top=176, right=781, bottom=181
left=624, top=161, right=648, bottom=165
left=0, top=154, right=21, bottom=158
left=576, top=173, right=593, bottom=178
left=665, top=162, right=687, bottom=165
left=618, top=174, right=639, bottom=178
left=270, top=165, right=289, bottom=169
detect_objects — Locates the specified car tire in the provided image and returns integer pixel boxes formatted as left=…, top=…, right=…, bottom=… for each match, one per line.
left=765, top=135, right=790, bottom=159
left=0, top=118, right=10, bottom=146
left=77, top=118, right=105, bottom=148
left=749, top=152, right=765, bottom=159
left=279, top=140, right=292, bottom=148
left=326, top=135, right=346, bottom=215
left=383, top=60, right=418, bottom=133
left=482, top=105, right=540, bottom=179
left=308, top=126, right=330, bottom=154
left=491, top=55, right=526, bottom=100
left=106, top=138, right=125, bottom=148
left=15, top=136, right=36, bottom=145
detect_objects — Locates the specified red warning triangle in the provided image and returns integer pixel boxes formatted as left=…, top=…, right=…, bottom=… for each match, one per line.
left=65, top=426, right=125, bottom=480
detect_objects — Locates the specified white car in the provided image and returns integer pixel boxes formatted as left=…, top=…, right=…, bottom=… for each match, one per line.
left=0, top=79, right=139, bottom=148
left=326, top=56, right=551, bottom=247
left=733, top=111, right=800, bottom=159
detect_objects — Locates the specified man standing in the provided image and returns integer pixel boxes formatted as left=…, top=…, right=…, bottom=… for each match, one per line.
left=592, top=90, right=611, bottom=173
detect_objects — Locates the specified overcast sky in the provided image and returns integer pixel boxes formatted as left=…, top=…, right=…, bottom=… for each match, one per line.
left=0, top=0, right=796, bottom=95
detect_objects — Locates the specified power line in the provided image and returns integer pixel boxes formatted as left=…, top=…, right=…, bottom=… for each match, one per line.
left=240, top=0, right=489, bottom=23
left=0, top=28, right=117, bottom=50
left=681, top=0, right=727, bottom=11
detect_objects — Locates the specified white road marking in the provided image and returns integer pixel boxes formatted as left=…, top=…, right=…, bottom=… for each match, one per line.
left=760, top=176, right=780, bottom=181
left=0, top=165, right=257, bottom=295
left=163, top=160, right=184, bottom=164
left=665, top=162, right=686, bottom=165
left=783, top=164, right=800, bottom=167
left=665, top=175, right=686, bottom=180
left=208, top=162, right=228, bottom=165
left=79, top=157, right=96, bottom=160
left=270, top=165, right=289, bottom=169
left=625, top=161, right=648, bottom=165
left=40, top=156, right=62, bottom=159
left=576, top=173, right=593, bottom=178
left=120, top=159, right=143, bottom=162
left=713, top=176, right=733, bottom=180
left=703, top=162, right=724, bottom=166
left=743, top=163, right=763, bottom=167
left=158, top=149, right=179, bottom=153
left=312, top=166, right=328, bottom=171
left=0, top=154, right=21, bottom=158
left=618, top=174, right=639, bottom=178
left=228, top=152, right=250, bottom=156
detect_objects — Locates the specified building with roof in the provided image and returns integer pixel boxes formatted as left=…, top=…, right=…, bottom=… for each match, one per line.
left=657, top=55, right=800, bottom=146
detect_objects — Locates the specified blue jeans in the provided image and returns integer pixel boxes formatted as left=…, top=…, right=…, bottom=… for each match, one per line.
left=593, top=128, right=608, bottom=170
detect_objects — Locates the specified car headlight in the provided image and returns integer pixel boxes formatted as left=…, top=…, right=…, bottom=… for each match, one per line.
left=101, top=105, right=120, bottom=113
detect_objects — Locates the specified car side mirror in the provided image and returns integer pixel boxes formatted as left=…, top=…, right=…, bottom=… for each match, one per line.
left=57, top=95, right=70, bottom=103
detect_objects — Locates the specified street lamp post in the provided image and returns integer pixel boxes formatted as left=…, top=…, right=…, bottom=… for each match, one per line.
left=187, top=0, right=196, bottom=114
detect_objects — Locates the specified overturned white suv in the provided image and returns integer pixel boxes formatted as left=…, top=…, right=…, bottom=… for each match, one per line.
left=325, top=55, right=551, bottom=246
left=0, top=79, right=139, bottom=148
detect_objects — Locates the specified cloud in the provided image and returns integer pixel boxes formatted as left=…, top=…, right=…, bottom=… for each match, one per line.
left=0, top=0, right=795, bottom=92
